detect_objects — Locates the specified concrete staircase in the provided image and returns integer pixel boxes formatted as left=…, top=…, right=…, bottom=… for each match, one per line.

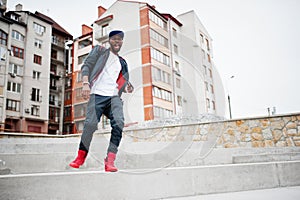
left=1, top=132, right=300, bottom=200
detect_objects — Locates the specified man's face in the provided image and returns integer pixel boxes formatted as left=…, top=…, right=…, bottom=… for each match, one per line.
left=109, top=34, right=123, bottom=53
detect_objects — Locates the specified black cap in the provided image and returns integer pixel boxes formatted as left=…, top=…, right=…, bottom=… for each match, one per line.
left=109, top=30, right=124, bottom=39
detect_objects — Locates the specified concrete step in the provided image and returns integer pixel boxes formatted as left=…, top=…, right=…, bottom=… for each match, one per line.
left=1, top=138, right=300, bottom=174
left=233, top=152, right=300, bottom=164
left=0, top=141, right=207, bottom=174
left=0, top=142, right=78, bottom=154
left=163, top=186, right=300, bottom=200
left=1, top=160, right=299, bottom=200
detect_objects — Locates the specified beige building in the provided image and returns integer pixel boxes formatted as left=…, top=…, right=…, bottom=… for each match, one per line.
left=0, top=4, right=72, bottom=134
left=68, top=0, right=225, bottom=134
left=92, top=1, right=225, bottom=125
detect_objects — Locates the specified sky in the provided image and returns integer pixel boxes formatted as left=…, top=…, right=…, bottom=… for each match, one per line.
left=6, top=0, right=300, bottom=119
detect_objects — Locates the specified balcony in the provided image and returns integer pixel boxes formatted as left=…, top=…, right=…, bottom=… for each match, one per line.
left=49, top=100, right=62, bottom=108
left=51, top=37, right=64, bottom=50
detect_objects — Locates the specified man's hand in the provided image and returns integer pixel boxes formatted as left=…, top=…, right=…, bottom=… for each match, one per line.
left=82, top=83, right=90, bottom=100
left=125, top=82, right=134, bottom=93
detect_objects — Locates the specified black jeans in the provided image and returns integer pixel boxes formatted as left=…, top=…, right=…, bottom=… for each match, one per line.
left=79, top=94, right=124, bottom=154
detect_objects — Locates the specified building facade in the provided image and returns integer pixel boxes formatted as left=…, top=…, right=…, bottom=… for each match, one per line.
left=66, top=25, right=93, bottom=134
left=0, top=4, right=72, bottom=134
left=35, top=12, right=73, bottom=134
left=69, top=0, right=225, bottom=133
left=93, top=1, right=225, bottom=124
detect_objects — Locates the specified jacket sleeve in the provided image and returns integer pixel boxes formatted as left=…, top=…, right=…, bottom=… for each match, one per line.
left=81, top=45, right=101, bottom=77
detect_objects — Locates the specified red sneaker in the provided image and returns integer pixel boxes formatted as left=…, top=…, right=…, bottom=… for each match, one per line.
left=104, top=152, right=118, bottom=172
left=69, top=150, right=87, bottom=168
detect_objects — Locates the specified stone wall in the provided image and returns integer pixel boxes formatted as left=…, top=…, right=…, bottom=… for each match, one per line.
left=121, top=113, right=300, bottom=148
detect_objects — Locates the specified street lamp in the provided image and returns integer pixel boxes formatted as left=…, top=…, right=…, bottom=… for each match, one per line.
left=227, top=75, right=234, bottom=119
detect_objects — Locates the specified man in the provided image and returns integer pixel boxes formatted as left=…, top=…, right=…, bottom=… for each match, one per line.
left=69, top=30, right=133, bottom=172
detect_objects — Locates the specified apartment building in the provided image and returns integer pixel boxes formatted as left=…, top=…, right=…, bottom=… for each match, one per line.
left=35, top=12, right=73, bottom=134
left=0, top=1, right=11, bottom=131
left=65, top=25, right=93, bottom=134
left=0, top=4, right=72, bottom=134
left=68, top=0, right=225, bottom=133
left=93, top=1, right=225, bottom=124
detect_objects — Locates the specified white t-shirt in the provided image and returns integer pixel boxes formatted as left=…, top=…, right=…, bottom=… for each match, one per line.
left=91, top=52, right=122, bottom=96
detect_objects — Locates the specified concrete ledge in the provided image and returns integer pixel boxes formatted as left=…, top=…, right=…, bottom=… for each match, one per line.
left=2, top=145, right=300, bottom=174
left=1, top=161, right=299, bottom=200
left=233, top=152, right=300, bottom=164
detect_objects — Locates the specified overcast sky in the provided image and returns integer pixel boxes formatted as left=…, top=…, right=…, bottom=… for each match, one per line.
left=6, top=0, right=300, bottom=119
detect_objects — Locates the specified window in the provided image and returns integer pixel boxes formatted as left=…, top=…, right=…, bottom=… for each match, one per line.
left=209, top=69, right=212, bottom=78
left=34, top=54, right=42, bottom=65
left=149, top=29, right=168, bottom=47
left=12, top=30, right=24, bottom=41
left=205, top=82, right=209, bottom=91
left=49, top=107, right=58, bottom=121
left=51, top=50, right=57, bottom=59
left=177, top=95, right=182, bottom=106
left=52, top=35, right=59, bottom=45
left=78, top=38, right=92, bottom=49
left=150, top=47, right=170, bottom=66
left=203, top=65, right=207, bottom=75
left=172, top=28, right=177, bottom=38
left=174, top=44, right=178, bottom=54
left=78, top=54, right=88, bottom=65
left=31, top=88, right=41, bottom=102
left=206, top=98, right=210, bottom=109
left=212, top=100, right=216, bottom=110
left=9, top=63, right=23, bottom=76
left=6, top=99, right=20, bottom=111
left=7, top=82, right=21, bottom=93
left=34, top=38, right=42, bottom=48
left=153, top=106, right=172, bottom=118
left=65, top=78, right=72, bottom=88
left=202, top=50, right=205, bottom=60
left=152, top=67, right=171, bottom=84
left=210, top=84, right=214, bottom=94
left=31, top=105, right=40, bottom=116
left=207, top=53, right=211, bottom=63
left=152, top=67, right=161, bottom=82
left=65, top=91, right=72, bottom=101
left=77, top=71, right=82, bottom=82
left=50, top=64, right=57, bottom=74
left=49, top=94, right=56, bottom=105
left=200, top=33, right=204, bottom=43
left=152, top=86, right=172, bottom=102
left=206, top=38, right=210, bottom=51
left=11, top=46, right=24, bottom=59
left=64, top=107, right=71, bottom=118
left=33, top=71, right=41, bottom=80
left=10, top=14, right=19, bottom=21
left=33, top=22, right=45, bottom=35
left=0, top=29, right=8, bottom=45
left=74, top=104, right=87, bottom=118
left=149, top=11, right=167, bottom=30
left=176, top=78, right=181, bottom=88
left=162, top=71, right=171, bottom=84
left=50, top=77, right=57, bottom=90
left=102, top=24, right=109, bottom=37
left=76, top=88, right=83, bottom=99
left=174, top=61, right=180, bottom=75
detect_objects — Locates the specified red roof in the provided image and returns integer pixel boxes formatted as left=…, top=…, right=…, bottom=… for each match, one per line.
left=35, top=11, right=72, bottom=38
